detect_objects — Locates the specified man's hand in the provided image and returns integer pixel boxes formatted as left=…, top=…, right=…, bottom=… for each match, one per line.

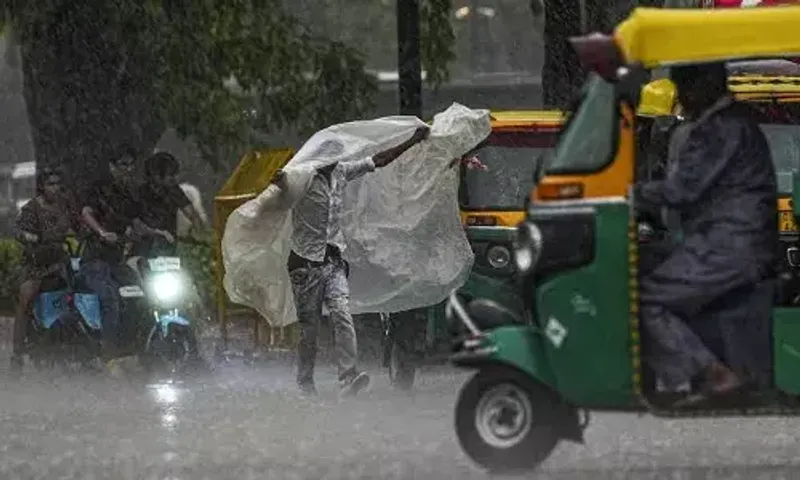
left=271, top=169, right=286, bottom=186
left=99, top=231, right=119, bottom=244
left=373, top=126, right=431, bottom=168
left=411, top=125, right=430, bottom=143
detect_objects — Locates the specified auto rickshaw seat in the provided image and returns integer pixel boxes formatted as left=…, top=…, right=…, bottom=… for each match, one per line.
left=468, top=298, right=525, bottom=330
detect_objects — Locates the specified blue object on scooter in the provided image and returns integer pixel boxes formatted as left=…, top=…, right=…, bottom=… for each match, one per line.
left=33, top=290, right=69, bottom=329
left=158, top=312, right=190, bottom=337
left=74, top=293, right=102, bottom=330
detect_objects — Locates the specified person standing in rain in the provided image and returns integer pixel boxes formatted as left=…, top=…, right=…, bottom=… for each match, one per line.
left=273, top=126, right=430, bottom=396
left=635, top=62, right=777, bottom=405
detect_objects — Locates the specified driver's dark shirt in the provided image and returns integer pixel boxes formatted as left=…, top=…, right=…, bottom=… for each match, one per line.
left=137, top=183, right=191, bottom=236
left=83, top=180, right=141, bottom=263
left=130, top=183, right=191, bottom=257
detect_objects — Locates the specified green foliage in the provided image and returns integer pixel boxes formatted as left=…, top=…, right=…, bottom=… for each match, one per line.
left=0, top=0, right=456, bottom=167
left=287, top=0, right=454, bottom=88
left=420, top=0, right=456, bottom=87
left=0, top=238, right=22, bottom=313
left=176, top=238, right=217, bottom=305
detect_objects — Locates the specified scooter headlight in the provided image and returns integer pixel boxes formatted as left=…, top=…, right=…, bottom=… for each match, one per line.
left=149, top=272, right=183, bottom=303
left=513, top=221, right=543, bottom=274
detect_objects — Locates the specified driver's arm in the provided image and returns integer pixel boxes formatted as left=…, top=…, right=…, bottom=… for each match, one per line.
left=635, top=121, right=741, bottom=209
left=15, top=203, right=39, bottom=245
left=174, top=186, right=207, bottom=233
left=80, top=184, right=113, bottom=237
left=180, top=205, right=207, bottom=234
left=81, top=206, right=109, bottom=237
left=132, top=218, right=169, bottom=239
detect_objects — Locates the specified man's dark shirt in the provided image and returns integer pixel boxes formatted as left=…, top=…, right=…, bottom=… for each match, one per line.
left=83, top=180, right=141, bottom=263
left=131, top=183, right=191, bottom=257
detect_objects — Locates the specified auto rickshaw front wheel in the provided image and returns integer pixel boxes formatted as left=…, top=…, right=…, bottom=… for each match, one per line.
left=455, top=366, right=560, bottom=473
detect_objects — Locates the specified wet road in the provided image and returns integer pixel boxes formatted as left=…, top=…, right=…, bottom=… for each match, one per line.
left=3, top=360, right=800, bottom=480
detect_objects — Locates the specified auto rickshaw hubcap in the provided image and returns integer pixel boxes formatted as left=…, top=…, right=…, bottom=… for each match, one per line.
left=475, top=383, right=533, bottom=449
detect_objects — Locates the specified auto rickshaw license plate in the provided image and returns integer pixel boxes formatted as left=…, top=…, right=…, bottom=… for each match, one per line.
left=779, top=211, right=798, bottom=233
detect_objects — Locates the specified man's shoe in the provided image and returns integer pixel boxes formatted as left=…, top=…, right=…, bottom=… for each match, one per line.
left=340, top=371, right=370, bottom=397
left=299, top=383, right=318, bottom=397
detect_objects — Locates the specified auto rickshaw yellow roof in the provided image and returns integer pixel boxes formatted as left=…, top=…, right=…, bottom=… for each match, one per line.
left=615, top=7, right=800, bottom=68
left=489, top=110, right=564, bottom=129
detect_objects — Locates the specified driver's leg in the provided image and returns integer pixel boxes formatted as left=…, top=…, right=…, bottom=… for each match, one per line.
left=11, top=277, right=41, bottom=370
left=81, top=259, right=121, bottom=360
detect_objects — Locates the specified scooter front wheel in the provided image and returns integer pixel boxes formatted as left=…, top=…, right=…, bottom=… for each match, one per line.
left=455, top=366, right=559, bottom=473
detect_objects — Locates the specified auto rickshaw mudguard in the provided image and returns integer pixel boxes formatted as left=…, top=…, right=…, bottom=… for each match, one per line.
left=459, top=272, right=524, bottom=317
left=451, top=325, right=557, bottom=390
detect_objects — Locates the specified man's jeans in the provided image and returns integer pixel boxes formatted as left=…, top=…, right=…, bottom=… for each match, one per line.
left=80, top=259, right=122, bottom=359
left=290, top=255, right=358, bottom=388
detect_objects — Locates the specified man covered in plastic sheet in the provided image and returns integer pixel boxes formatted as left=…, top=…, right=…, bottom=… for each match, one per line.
left=272, top=127, right=430, bottom=397
left=634, top=62, right=778, bottom=406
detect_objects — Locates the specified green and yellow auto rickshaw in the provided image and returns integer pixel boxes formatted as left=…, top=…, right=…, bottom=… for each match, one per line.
left=445, top=6, right=800, bottom=473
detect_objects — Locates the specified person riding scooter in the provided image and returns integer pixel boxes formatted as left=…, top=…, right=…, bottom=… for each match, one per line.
left=79, top=147, right=172, bottom=373
left=11, top=167, right=78, bottom=372
left=129, top=151, right=209, bottom=367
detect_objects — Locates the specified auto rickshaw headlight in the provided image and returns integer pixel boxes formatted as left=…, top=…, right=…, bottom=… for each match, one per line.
left=486, top=245, right=511, bottom=269
left=513, top=221, right=542, bottom=274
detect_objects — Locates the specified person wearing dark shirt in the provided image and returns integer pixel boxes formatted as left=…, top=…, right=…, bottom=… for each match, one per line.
left=11, top=167, right=76, bottom=371
left=79, top=146, right=173, bottom=366
left=635, top=63, right=777, bottom=405
left=132, top=151, right=206, bottom=258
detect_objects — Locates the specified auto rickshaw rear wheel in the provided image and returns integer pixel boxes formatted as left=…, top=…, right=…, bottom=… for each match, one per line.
left=455, top=366, right=559, bottom=473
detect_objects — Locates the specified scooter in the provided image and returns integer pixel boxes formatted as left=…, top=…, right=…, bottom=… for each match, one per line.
left=26, top=241, right=103, bottom=368
left=132, top=237, right=202, bottom=373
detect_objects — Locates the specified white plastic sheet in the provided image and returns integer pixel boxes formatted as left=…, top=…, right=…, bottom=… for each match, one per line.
left=222, top=103, right=491, bottom=326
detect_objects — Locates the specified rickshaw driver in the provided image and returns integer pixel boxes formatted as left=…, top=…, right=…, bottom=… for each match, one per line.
left=634, top=62, right=778, bottom=405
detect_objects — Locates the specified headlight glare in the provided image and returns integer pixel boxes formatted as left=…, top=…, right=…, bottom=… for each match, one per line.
left=149, top=272, right=182, bottom=303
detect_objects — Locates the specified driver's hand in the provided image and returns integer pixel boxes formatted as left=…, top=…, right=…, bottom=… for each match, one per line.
left=100, top=231, right=119, bottom=244
left=22, top=232, right=39, bottom=243
left=161, top=231, right=176, bottom=244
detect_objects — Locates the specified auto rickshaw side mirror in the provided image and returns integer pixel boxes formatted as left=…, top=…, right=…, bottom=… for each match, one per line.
left=793, top=170, right=800, bottom=219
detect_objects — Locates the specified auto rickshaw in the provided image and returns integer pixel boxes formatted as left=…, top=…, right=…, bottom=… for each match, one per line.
left=445, top=6, right=800, bottom=473
left=384, top=102, right=685, bottom=391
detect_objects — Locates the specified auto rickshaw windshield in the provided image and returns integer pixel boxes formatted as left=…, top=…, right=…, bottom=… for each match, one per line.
left=459, top=132, right=556, bottom=210
left=545, top=74, right=617, bottom=175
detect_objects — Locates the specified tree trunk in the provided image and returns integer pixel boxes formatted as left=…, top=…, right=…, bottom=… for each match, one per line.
left=540, top=0, right=659, bottom=109
left=541, top=0, right=583, bottom=108
left=19, top=4, right=164, bottom=200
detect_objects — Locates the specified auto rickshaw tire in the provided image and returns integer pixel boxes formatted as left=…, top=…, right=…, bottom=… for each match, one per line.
left=455, top=366, right=559, bottom=473
left=388, top=340, right=416, bottom=391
